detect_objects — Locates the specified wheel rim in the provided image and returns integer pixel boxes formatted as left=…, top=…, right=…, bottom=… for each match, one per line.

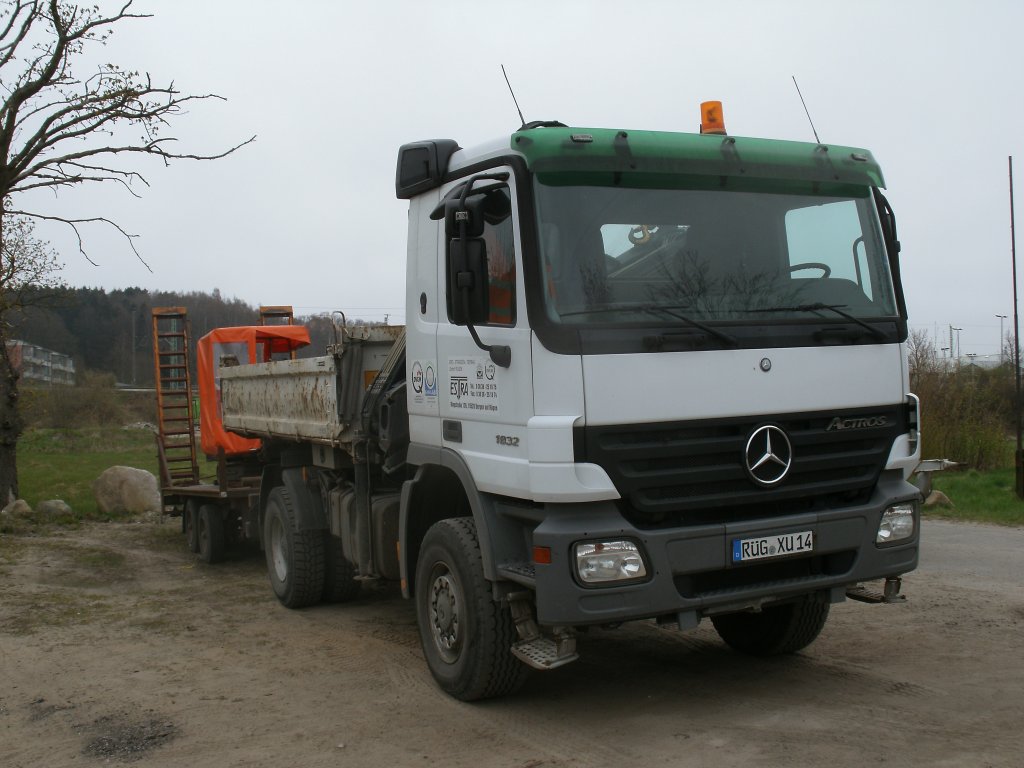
left=428, top=564, right=462, bottom=664
left=269, top=515, right=288, bottom=583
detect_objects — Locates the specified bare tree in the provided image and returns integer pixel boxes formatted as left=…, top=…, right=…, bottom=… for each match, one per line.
left=907, top=327, right=938, bottom=384
left=0, top=0, right=253, bottom=505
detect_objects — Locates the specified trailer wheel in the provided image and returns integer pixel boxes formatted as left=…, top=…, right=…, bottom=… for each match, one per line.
left=415, top=517, right=527, bottom=701
left=322, top=534, right=361, bottom=603
left=197, top=504, right=226, bottom=564
left=183, top=500, right=200, bottom=553
left=264, top=487, right=324, bottom=608
left=711, top=596, right=830, bottom=656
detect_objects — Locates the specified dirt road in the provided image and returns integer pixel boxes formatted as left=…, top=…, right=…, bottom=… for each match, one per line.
left=1, top=518, right=1021, bottom=767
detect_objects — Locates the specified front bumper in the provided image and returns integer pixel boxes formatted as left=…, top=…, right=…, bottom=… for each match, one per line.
left=530, top=473, right=920, bottom=626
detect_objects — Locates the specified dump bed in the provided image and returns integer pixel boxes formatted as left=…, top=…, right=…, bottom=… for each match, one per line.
left=219, top=326, right=402, bottom=448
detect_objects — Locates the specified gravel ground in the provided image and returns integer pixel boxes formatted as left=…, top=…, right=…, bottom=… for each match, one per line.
left=0, top=517, right=1021, bottom=767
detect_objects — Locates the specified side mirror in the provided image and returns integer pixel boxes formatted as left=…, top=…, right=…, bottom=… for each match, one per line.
left=444, top=196, right=486, bottom=239
left=448, top=237, right=489, bottom=325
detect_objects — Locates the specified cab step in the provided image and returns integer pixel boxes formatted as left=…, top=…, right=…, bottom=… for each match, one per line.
left=507, top=590, right=579, bottom=671
left=511, top=635, right=579, bottom=671
left=846, top=576, right=906, bottom=604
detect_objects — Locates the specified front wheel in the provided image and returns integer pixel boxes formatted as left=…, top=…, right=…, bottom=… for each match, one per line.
left=264, top=487, right=325, bottom=608
left=415, top=518, right=527, bottom=701
left=711, top=596, right=830, bottom=656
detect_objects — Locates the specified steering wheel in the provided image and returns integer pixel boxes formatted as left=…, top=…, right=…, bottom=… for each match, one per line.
left=789, top=262, right=831, bottom=278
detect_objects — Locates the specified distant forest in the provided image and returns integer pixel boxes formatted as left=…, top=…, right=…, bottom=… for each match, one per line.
left=10, top=287, right=373, bottom=386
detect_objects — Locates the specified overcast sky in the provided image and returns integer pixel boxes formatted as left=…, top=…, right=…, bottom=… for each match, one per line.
left=19, top=0, right=1024, bottom=359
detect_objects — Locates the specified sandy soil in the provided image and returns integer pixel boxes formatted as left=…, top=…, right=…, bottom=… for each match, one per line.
left=1, top=517, right=1021, bottom=768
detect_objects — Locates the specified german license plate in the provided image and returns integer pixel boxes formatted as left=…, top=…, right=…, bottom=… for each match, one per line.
left=732, top=530, right=813, bottom=563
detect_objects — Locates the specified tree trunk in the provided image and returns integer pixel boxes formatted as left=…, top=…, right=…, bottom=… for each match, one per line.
left=0, top=330, right=22, bottom=505
left=0, top=201, right=22, bottom=505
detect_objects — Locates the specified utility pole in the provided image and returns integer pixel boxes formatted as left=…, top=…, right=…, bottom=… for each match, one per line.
left=1009, top=156, right=1023, bottom=498
left=130, top=307, right=137, bottom=386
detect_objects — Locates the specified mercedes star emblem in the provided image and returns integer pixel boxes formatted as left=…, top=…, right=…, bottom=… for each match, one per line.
left=744, top=424, right=793, bottom=487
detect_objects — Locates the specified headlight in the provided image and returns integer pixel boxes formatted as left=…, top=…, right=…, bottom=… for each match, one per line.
left=877, top=503, right=917, bottom=545
left=574, top=540, right=648, bottom=584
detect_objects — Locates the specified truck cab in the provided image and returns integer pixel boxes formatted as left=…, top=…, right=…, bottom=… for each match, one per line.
left=394, top=121, right=919, bottom=698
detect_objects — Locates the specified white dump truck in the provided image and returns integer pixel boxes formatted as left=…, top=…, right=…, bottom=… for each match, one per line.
left=214, top=108, right=921, bottom=701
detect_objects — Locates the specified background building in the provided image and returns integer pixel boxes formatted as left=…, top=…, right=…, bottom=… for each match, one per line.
left=6, top=340, right=75, bottom=386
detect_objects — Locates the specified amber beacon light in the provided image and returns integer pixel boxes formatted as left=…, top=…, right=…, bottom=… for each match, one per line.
left=700, top=100, right=727, bottom=135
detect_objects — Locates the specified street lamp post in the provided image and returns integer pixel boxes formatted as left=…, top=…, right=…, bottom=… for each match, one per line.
left=997, top=314, right=1008, bottom=364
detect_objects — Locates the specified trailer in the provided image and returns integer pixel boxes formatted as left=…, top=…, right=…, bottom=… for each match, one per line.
left=151, top=308, right=311, bottom=562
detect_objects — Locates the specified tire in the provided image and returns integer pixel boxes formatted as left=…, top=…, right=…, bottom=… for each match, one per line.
left=322, top=534, right=361, bottom=603
left=711, top=596, right=831, bottom=656
left=415, top=517, right=528, bottom=701
left=184, top=500, right=200, bottom=553
left=263, top=487, right=325, bottom=608
left=197, top=504, right=226, bottom=564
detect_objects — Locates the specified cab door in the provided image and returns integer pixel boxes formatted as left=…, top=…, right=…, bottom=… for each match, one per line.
left=435, top=166, right=534, bottom=498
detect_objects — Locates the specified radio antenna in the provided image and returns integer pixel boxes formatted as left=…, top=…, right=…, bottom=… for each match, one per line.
left=791, top=75, right=822, bottom=145
left=502, top=64, right=527, bottom=128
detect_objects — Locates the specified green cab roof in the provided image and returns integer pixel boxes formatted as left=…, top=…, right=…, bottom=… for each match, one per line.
left=509, top=126, right=885, bottom=189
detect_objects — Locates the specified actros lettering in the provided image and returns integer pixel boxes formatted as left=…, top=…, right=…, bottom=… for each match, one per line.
left=827, top=415, right=888, bottom=432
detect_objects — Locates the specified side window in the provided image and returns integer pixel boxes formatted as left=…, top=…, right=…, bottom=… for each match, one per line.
left=785, top=200, right=864, bottom=288
left=482, top=190, right=516, bottom=325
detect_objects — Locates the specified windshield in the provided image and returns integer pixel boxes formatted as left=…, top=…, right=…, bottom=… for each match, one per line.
left=533, top=180, right=898, bottom=325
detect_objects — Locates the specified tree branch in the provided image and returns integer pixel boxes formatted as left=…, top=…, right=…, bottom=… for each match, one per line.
left=0, top=0, right=253, bottom=275
left=7, top=207, right=149, bottom=270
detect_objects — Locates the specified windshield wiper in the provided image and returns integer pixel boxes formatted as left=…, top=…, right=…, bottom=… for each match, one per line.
left=753, top=303, right=887, bottom=341
left=560, top=302, right=738, bottom=347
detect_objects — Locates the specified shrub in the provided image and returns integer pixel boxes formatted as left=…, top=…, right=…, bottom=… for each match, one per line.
left=22, top=370, right=133, bottom=428
left=909, top=331, right=1014, bottom=470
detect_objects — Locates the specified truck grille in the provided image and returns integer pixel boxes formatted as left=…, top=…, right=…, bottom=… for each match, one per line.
left=575, top=404, right=905, bottom=527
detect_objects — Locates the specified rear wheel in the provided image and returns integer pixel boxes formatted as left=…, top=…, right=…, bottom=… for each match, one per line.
left=711, top=596, right=830, bottom=656
left=183, top=500, right=200, bottom=553
left=415, top=517, right=527, bottom=701
left=197, top=504, right=225, bottom=564
left=322, top=534, right=361, bottom=603
left=264, top=487, right=324, bottom=608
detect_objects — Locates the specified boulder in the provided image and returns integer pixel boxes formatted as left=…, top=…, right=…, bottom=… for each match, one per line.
left=1, top=498, right=33, bottom=520
left=93, top=466, right=160, bottom=515
left=924, top=490, right=954, bottom=509
left=37, top=499, right=73, bottom=520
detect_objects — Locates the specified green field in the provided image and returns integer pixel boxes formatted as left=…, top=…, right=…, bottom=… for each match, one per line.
left=14, top=427, right=161, bottom=526
left=929, top=468, right=1024, bottom=526
left=10, top=427, right=1024, bottom=531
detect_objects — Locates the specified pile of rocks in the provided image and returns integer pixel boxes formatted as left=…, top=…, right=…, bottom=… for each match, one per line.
left=2, top=465, right=160, bottom=527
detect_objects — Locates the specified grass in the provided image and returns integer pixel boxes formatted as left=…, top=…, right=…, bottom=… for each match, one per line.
left=14, top=427, right=161, bottom=524
left=929, top=468, right=1024, bottom=526
left=12, top=427, right=1024, bottom=533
